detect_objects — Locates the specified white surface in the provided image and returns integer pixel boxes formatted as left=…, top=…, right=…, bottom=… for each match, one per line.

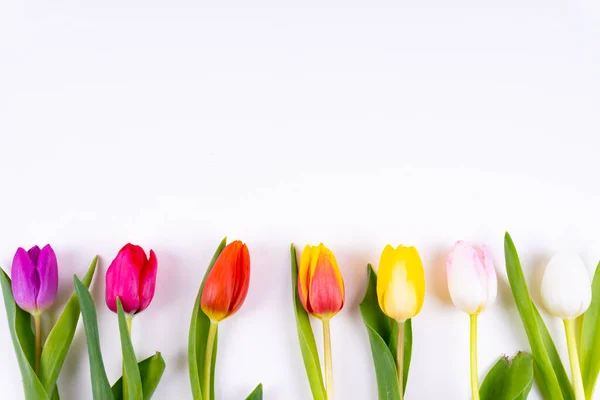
left=1, top=1, right=600, bottom=399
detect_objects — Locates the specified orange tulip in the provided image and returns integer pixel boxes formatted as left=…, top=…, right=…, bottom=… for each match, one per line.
left=201, top=240, right=250, bottom=322
left=298, top=243, right=345, bottom=320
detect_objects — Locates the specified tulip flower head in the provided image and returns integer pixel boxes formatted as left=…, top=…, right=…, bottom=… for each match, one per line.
left=298, top=244, right=345, bottom=320
left=11, top=245, right=58, bottom=315
left=105, top=244, right=158, bottom=315
left=377, top=245, right=426, bottom=322
left=201, top=240, right=251, bottom=322
left=446, top=241, right=497, bottom=315
left=541, top=253, right=591, bottom=320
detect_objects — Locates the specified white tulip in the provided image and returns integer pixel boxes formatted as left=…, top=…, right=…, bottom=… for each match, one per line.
left=541, top=253, right=591, bottom=320
left=446, top=241, right=497, bottom=315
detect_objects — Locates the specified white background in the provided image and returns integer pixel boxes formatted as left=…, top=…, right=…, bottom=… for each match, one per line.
left=1, top=1, right=600, bottom=399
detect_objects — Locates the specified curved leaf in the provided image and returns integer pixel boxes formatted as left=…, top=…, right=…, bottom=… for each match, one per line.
left=359, top=264, right=405, bottom=399
left=290, top=244, right=326, bottom=400
left=0, top=269, right=49, bottom=400
left=74, top=276, right=114, bottom=400
left=112, top=353, right=166, bottom=400
left=480, top=356, right=510, bottom=400
left=188, top=237, right=226, bottom=400
left=40, top=256, right=98, bottom=394
left=117, top=298, right=142, bottom=400
left=245, top=383, right=263, bottom=400
left=505, top=352, right=534, bottom=400
left=581, top=261, right=600, bottom=399
left=533, top=306, right=573, bottom=400
left=504, top=232, right=569, bottom=400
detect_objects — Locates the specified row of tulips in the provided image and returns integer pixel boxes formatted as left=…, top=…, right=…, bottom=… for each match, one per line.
left=292, top=233, right=600, bottom=400
left=2, top=239, right=260, bottom=400
left=2, top=232, right=600, bottom=400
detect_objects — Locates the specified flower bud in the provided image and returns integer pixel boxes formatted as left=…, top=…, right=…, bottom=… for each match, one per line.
left=446, top=241, right=497, bottom=315
left=376, top=244, right=425, bottom=321
left=298, top=243, right=345, bottom=320
left=541, top=252, right=591, bottom=320
left=105, top=244, right=157, bottom=314
left=11, top=245, right=58, bottom=315
left=201, top=240, right=251, bottom=322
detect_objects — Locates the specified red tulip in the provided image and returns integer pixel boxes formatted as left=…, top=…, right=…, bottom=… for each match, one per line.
left=105, top=244, right=157, bottom=314
left=201, top=241, right=250, bottom=322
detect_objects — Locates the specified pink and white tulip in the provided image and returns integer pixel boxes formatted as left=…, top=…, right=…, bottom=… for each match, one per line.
left=446, top=241, right=497, bottom=315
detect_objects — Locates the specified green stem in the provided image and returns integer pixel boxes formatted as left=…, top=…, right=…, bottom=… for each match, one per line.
left=34, top=313, right=42, bottom=375
left=123, top=314, right=134, bottom=400
left=126, top=314, right=133, bottom=336
left=323, top=319, right=333, bottom=400
left=564, top=319, right=585, bottom=400
left=470, top=314, right=480, bottom=400
left=397, top=320, right=405, bottom=400
left=203, top=321, right=218, bottom=400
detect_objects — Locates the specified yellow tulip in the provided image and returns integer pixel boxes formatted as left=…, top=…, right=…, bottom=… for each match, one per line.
left=376, top=244, right=426, bottom=322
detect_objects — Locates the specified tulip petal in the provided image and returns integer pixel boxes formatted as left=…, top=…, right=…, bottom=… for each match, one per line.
left=228, top=243, right=250, bottom=316
left=480, top=245, right=497, bottom=307
left=297, top=245, right=313, bottom=314
left=201, top=241, right=239, bottom=321
left=27, top=245, right=41, bottom=265
left=11, top=247, right=39, bottom=313
left=105, top=244, right=142, bottom=313
left=376, top=244, right=396, bottom=312
left=400, top=246, right=425, bottom=316
left=138, top=249, right=158, bottom=312
left=35, top=244, right=58, bottom=311
left=307, top=246, right=344, bottom=319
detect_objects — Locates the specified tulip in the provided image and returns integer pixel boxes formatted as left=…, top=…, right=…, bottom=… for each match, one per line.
left=376, top=244, right=425, bottom=322
left=200, top=240, right=251, bottom=400
left=446, top=241, right=497, bottom=315
left=541, top=253, right=591, bottom=320
left=298, top=244, right=345, bottom=320
left=11, top=244, right=58, bottom=373
left=105, top=243, right=158, bottom=317
left=11, top=245, right=58, bottom=315
left=541, top=253, right=591, bottom=400
left=201, top=240, right=251, bottom=323
left=298, top=243, right=344, bottom=400
left=376, top=244, right=425, bottom=399
left=446, top=241, right=497, bottom=400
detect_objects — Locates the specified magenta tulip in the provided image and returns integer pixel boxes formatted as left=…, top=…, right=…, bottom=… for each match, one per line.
left=105, top=243, right=158, bottom=314
left=11, top=245, right=58, bottom=315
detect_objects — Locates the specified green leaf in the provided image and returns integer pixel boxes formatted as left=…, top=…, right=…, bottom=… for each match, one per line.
left=0, top=269, right=49, bottom=400
left=39, top=256, right=98, bottom=394
left=581, top=261, right=600, bottom=399
left=74, top=276, right=114, bottom=400
left=533, top=306, right=573, bottom=400
left=480, top=356, right=510, bottom=400
left=188, top=237, right=226, bottom=400
left=504, top=232, right=572, bottom=400
left=112, top=352, right=166, bottom=400
left=244, top=383, right=263, bottom=400
left=505, top=352, right=534, bottom=400
left=480, top=353, right=534, bottom=400
left=117, top=298, right=142, bottom=400
left=290, top=244, right=327, bottom=400
left=359, top=264, right=401, bottom=400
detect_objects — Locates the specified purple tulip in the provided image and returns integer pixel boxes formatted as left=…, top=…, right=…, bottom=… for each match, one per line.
left=11, top=245, right=58, bottom=315
left=105, top=243, right=157, bottom=314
